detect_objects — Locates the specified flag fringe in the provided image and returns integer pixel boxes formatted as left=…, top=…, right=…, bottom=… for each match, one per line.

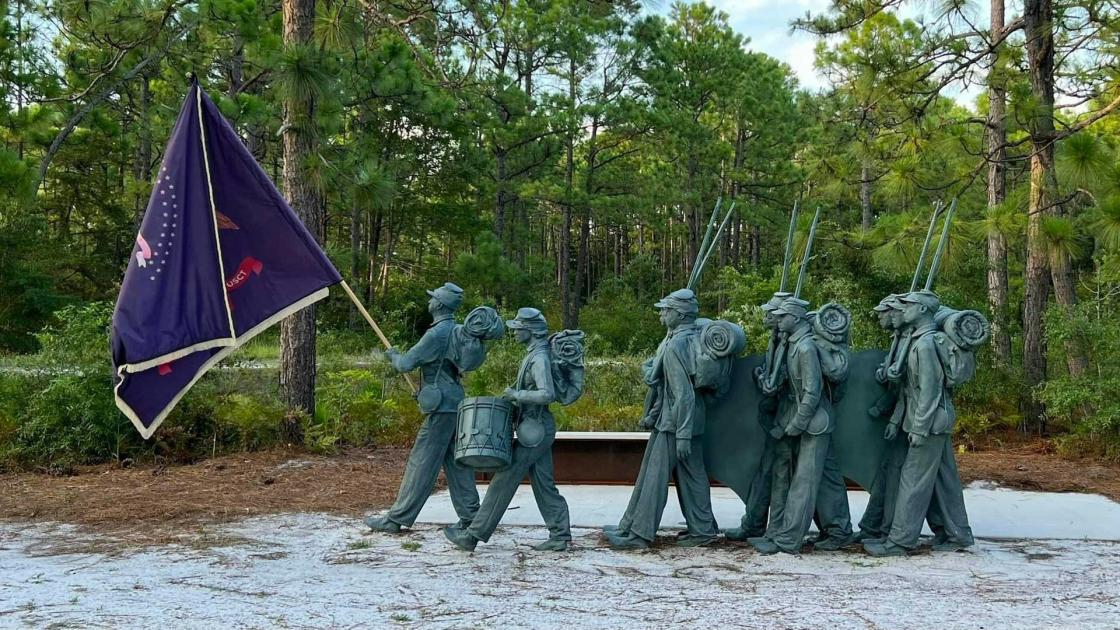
left=114, top=287, right=331, bottom=440
left=118, top=337, right=236, bottom=375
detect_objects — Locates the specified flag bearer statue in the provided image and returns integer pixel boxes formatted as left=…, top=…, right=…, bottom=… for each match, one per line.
left=365, top=283, right=481, bottom=533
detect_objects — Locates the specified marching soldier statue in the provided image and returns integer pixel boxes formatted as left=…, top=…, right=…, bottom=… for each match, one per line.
left=724, top=291, right=787, bottom=541
left=855, top=294, right=909, bottom=542
left=748, top=296, right=841, bottom=555
left=365, top=283, right=482, bottom=534
left=604, top=289, right=722, bottom=549
left=863, top=290, right=976, bottom=556
left=444, top=308, right=583, bottom=552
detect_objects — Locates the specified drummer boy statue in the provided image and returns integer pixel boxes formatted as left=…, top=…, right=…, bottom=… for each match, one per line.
left=444, top=308, right=576, bottom=552
left=365, top=283, right=481, bottom=534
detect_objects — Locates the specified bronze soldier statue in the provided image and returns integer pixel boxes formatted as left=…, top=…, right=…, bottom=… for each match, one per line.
left=604, top=289, right=721, bottom=550
left=444, top=308, right=578, bottom=552
left=749, top=296, right=839, bottom=555
left=365, top=283, right=480, bottom=533
left=864, top=290, right=976, bottom=556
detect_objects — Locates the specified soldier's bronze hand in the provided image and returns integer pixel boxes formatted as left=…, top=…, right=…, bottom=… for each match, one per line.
left=676, top=438, right=692, bottom=461
left=884, top=423, right=899, bottom=441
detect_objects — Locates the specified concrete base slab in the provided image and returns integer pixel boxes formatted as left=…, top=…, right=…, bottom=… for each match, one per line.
left=412, top=481, right=1120, bottom=541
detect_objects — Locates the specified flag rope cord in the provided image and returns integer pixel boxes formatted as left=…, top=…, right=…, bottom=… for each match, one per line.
left=197, top=85, right=237, bottom=339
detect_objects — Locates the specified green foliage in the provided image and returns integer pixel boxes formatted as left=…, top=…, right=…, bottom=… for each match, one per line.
left=578, top=279, right=662, bottom=354
left=32, top=302, right=113, bottom=369
left=16, top=373, right=131, bottom=469
left=1037, top=297, right=1120, bottom=459
left=453, top=232, right=539, bottom=308
left=953, top=361, right=1025, bottom=446
left=554, top=356, right=644, bottom=431
left=312, top=369, right=420, bottom=452
left=210, top=394, right=288, bottom=451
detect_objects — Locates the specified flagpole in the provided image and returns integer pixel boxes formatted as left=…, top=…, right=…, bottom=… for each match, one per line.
left=339, top=281, right=418, bottom=393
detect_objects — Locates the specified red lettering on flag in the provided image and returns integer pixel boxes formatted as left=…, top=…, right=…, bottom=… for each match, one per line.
left=158, top=363, right=172, bottom=376
left=225, top=256, right=264, bottom=292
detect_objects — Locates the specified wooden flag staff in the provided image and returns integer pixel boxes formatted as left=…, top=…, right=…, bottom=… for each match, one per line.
left=339, top=280, right=418, bottom=394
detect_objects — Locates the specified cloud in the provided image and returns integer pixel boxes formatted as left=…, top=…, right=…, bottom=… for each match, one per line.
left=780, top=37, right=825, bottom=90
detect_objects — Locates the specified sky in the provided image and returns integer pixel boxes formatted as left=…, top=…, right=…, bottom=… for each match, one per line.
left=706, top=0, right=836, bottom=90
left=649, top=0, right=985, bottom=108
left=649, top=0, right=838, bottom=91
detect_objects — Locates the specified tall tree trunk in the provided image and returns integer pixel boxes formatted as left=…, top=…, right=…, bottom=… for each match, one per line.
left=349, top=202, right=362, bottom=328
left=986, top=0, right=1012, bottom=365
left=561, top=58, right=577, bottom=329
left=494, top=149, right=509, bottom=244
left=860, top=162, right=873, bottom=229
left=1022, top=0, right=1055, bottom=430
left=132, top=71, right=152, bottom=225
left=366, top=209, right=382, bottom=304
left=279, top=0, right=321, bottom=423
left=750, top=225, right=761, bottom=266
left=1051, top=237, right=1089, bottom=376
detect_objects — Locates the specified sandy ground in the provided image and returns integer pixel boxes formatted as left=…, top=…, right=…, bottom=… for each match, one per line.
left=2, top=514, right=1119, bottom=629
left=3, top=443, right=1120, bottom=629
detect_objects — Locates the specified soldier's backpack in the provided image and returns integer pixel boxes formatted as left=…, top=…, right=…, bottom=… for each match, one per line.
left=448, top=306, right=504, bottom=373
left=549, top=329, right=586, bottom=405
left=692, top=319, right=746, bottom=399
left=808, top=303, right=852, bottom=400
left=932, top=307, right=990, bottom=389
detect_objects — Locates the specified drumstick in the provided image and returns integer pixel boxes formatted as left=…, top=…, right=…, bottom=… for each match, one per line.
left=340, top=280, right=418, bottom=393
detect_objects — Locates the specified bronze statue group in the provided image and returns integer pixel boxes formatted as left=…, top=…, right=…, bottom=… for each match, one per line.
left=365, top=199, right=989, bottom=558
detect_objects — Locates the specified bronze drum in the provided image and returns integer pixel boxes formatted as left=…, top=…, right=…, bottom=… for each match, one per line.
left=455, top=396, right=514, bottom=471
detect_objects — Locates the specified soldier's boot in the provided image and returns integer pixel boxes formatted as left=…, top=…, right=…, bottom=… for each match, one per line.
left=814, top=531, right=858, bottom=551
left=532, top=538, right=569, bottom=552
left=748, top=537, right=781, bottom=555
left=863, top=540, right=909, bottom=557
left=443, top=525, right=478, bottom=552
left=364, top=515, right=402, bottom=534
left=723, top=527, right=754, bottom=542
left=931, top=539, right=973, bottom=552
left=606, top=532, right=650, bottom=550
left=676, top=534, right=717, bottom=548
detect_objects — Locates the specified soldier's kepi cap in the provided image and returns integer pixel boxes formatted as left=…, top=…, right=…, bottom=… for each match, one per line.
left=872, top=294, right=898, bottom=312
left=761, top=291, right=793, bottom=312
left=506, top=307, right=548, bottom=333
left=654, top=288, right=700, bottom=316
left=897, top=289, right=941, bottom=311
left=770, top=296, right=811, bottom=318
left=426, top=282, right=464, bottom=310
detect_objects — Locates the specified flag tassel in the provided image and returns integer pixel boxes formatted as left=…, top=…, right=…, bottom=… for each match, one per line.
left=339, top=280, right=418, bottom=394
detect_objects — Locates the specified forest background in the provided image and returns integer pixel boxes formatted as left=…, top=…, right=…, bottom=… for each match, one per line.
left=2, top=0, right=1119, bottom=471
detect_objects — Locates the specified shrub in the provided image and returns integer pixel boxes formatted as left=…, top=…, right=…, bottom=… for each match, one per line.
left=312, top=369, right=422, bottom=451
left=1037, top=298, right=1120, bottom=459
left=17, top=373, right=135, bottom=469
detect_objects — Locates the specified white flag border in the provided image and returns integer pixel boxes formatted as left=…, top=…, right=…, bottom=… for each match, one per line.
left=114, top=286, right=330, bottom=440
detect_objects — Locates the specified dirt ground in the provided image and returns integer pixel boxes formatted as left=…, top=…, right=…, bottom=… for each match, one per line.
left=2, top=436, right=1119, bottom=533
left=0, top=447, right=411, bottom=535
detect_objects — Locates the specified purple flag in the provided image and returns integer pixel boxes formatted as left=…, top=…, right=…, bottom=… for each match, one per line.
left=112, top=81, right=341, bottom=438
